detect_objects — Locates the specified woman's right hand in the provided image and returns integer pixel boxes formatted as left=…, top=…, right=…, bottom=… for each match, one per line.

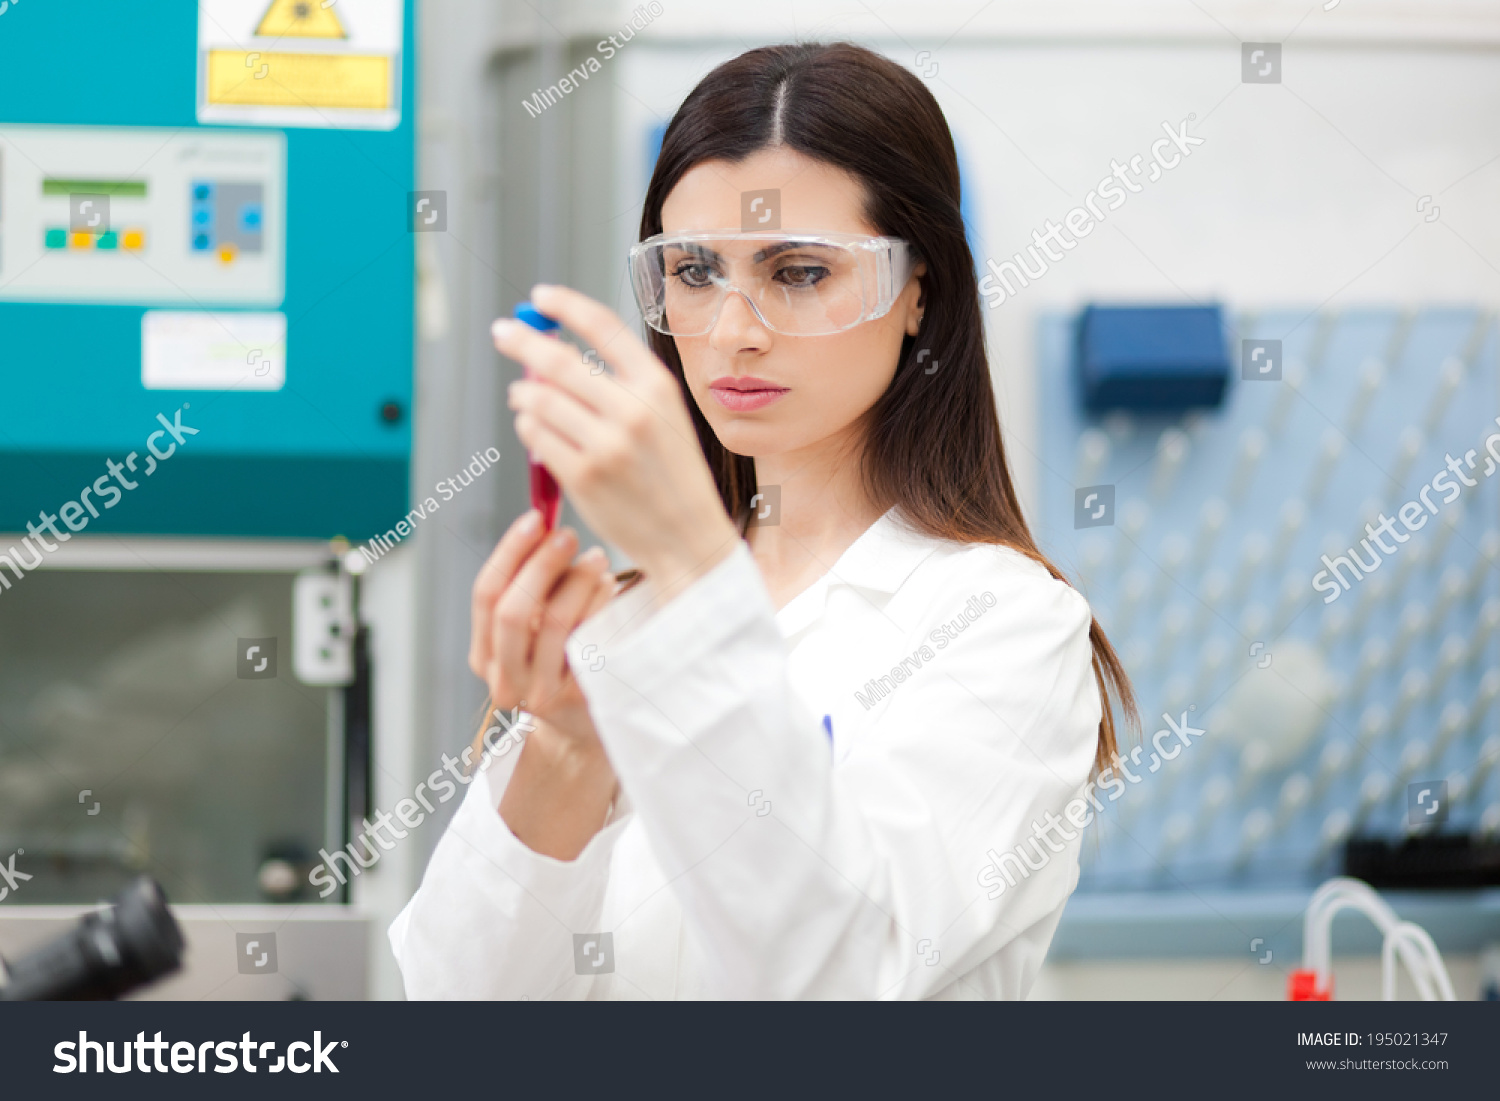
left=468, top=509, right=615, bottom=750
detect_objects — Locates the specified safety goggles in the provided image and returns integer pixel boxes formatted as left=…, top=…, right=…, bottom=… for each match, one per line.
left=627, top=231, right=914, bottom=337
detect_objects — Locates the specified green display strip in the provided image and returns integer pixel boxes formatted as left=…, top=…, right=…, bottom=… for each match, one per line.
left=41, top=178, right=148, bottom=197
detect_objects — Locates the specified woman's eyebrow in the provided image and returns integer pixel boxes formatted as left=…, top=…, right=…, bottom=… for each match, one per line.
left=751, top=239, right=839, bottom=262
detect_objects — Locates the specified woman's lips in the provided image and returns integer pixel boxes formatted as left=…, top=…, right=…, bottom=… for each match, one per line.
left=708, top=377, right=789, bottom=412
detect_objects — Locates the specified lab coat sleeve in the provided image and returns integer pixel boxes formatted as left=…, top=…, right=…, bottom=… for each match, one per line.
left=387, top=737, right=634, bottom=999
left=566, top=540, right=1101, bottom=999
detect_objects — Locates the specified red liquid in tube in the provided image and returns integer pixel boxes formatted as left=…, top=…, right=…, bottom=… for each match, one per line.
left=513, top=303, right=564, bottom=531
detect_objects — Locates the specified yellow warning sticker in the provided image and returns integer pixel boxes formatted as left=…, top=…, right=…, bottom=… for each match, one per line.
left=207, top=51, right=389, bottom=109
left=255, top=0, right=348, bottom=39
left=197, top=0, right=402, bottom=130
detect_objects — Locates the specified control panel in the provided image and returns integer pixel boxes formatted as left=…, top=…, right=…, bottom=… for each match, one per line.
left=0, top=125, right=284, bottom=306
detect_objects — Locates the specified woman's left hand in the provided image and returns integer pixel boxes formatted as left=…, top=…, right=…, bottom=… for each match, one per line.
left=493, top=284, right=741, bottom=598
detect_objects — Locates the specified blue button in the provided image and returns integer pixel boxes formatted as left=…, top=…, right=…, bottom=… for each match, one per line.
left=192, top=233, right=212, bottom=250
left=239, top=204, right=262, bottom=231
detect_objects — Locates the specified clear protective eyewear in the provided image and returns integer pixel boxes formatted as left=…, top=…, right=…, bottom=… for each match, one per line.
left=628, top=230, right=915, bottom=337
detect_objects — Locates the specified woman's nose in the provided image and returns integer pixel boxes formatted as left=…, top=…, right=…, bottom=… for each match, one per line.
left=708, top=286, right=772, bottom=353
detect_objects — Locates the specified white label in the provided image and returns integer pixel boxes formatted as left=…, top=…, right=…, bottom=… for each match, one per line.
left=142, top=311, right=286, bottom=391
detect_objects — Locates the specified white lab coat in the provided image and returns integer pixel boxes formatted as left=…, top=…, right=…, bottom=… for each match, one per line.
left=389, top=507, right=1102, bottom=999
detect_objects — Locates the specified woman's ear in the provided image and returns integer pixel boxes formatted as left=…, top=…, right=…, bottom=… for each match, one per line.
left=904, top=262, right=929, bottom=337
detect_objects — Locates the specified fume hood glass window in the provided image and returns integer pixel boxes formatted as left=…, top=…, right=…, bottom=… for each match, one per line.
left=0, top=570, right=329, bottom=905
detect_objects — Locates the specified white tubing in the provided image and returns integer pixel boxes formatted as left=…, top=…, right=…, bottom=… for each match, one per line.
left=1304, top=877, right=1455, bottom=1001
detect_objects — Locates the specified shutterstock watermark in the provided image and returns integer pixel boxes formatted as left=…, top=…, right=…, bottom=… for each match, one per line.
left=977, top=710, right=1206, bottom=898
left=309, top=706, right=533, bottom=897
left=521, top=3, right=663, bottom=118
left=978, top=115, right=1205, bottom=309
left=854, top=591, right=997, bottom=711
left=1312, top=418, right=1500, bottom=604
left=358, top=448, right=499, bottom=567
left=0, top=407, right=198, bottom=596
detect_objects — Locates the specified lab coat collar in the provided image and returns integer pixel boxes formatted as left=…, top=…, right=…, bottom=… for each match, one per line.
left=773, top=507, right=941, bottom=637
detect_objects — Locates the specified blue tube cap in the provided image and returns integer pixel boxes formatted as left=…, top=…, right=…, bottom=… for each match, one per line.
left=514, top=302, right=560, bottom=332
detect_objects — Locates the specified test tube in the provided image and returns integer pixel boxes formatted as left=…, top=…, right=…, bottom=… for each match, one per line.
left=1190, top=498, right=1229, bottom=574
left=1389, top=603, right=1429, bottom=668
left=1233, top=808, right=1273, bottom=868
left=1479, top=803, right=1500, bottom=841
left=1314, top=740, right=1353, bottom=798
left=1385, top=426, right=1424, bottom=497
left=1316, top=808, right=1353, bottom=862
left=1470, top=670, right=1500, bottom=736
left=1431, top=566, right=1467, bottom=624
left=1230, top=531, right=1269, bottom=605
left=1157, top=812, right=1194, bottom=864
left=1274, top=772, right=1312, bottom=831
left=1433, top=701, right=1468, bottom=759
left=1396, top=740, right=1430, bottom=785
left=1427, top=503, right=1464, bottom=565
left=1195, top=774, right=1232, bottom=832
left=1422, top=357, right=1465, bottom=435
left=1190, top=635, right=1230, bottom=703
left=1351, top=772, right=1392, bottom=829
left=1269, top=499, right=1306, bottom=571
left=1304, top=427, right=1345, bottom=504
left=1318, top=603, right=1351, bottom=650
left=1193, top=569, right=1229, bottom=636
left=1267, top=363, right=1304, bottom=437
left=1114, top=498, right=1150, bottom=572
left=1076, top=428, right=1110, bottom=488
left=1389, top=669, right=1430, bottom=732
left=1350, top=637, right=1388, bottom=702
left=1345, top=359, right=1385, bottom=437
left=1116, top=569, right=1149, bottom=635
left=1273, top=572, right=1306, bottom=634
left=1463, top=532, right=1500, bottom=602
left=1467, top=599, right=1500, bottom=670
left=1430, top=635, right=1466, bottom=697
left=1152, top=534, right=1190, bottom=603
left=1228, top=427, right=1268, bottom=502
left=1151, top=427, right=1191, bottom=500
left=1355, top=705, right=1390, bottom=769
left=1236, top=740, right=1273, bottom=798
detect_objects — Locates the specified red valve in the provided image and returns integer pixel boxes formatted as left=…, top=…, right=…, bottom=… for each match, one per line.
left=1288, top=968, right=1333, bottom=1001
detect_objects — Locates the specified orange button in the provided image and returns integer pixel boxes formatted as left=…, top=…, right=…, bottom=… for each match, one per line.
left=122, top=228, right=146, bottom=250
left=217, top=242, right=238, bottom=263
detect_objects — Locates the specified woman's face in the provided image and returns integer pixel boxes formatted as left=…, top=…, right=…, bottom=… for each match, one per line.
left=658, top=146, right=925, bottom=462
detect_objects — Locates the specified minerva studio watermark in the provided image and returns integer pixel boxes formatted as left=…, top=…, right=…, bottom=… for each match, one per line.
left=854, top=591, right=997, bottom=711
left=521, top=3, right=663, bottom=118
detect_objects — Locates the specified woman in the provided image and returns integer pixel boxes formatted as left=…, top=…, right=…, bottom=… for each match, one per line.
left=390, top=41, right=1134, bottom=999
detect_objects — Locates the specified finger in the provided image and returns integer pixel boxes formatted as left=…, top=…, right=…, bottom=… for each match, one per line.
left=491, top=317, right=614, bottom=415
left=530, top=284, right=666, bottom=386
left=469, top=510, right=545, bottom=676
left=531, top=549, right=610, bottom=705
left=491, top=527, right=579, bottom=696
left=509, top=378, right=606, bottom=452
left=514, top=408, right=629, bottom=491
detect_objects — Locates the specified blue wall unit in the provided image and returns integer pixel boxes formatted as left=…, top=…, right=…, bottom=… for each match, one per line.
left=1036, top=306, right=1500, bottom=900
left=0, top=1, right=415, bottom=539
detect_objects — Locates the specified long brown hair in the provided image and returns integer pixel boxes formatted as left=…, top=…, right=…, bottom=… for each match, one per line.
left=637, top=41, right=1137, bottom=773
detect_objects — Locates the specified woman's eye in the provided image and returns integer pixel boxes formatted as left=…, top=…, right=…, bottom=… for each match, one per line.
left=774, top=264, right=830, bottom=288
left=672, top=262, right=716, bottom=288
